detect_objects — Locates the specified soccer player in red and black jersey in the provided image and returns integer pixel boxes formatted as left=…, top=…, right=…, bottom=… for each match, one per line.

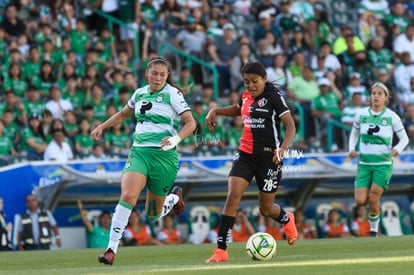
left=205, top=61, right=297, bottom=263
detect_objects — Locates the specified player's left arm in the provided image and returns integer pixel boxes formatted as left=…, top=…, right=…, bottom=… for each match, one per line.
left=274, top=93, right=296, bottom=163
left=391, top=114, right=409, bottom=156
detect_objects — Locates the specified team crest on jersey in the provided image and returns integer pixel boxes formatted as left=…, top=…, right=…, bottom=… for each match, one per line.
left=125, top=161, right=131, bottom=169
left=156, top=95, right=164, bottom=103
left=258, top=98, right=268, bottom=107
left=381, top=118, right=387, bottom=126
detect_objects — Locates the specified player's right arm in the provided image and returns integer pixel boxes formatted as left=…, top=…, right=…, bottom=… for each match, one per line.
left=206, top=104, right=241, bottom=131
left=91, top=105, right=134, bottom=141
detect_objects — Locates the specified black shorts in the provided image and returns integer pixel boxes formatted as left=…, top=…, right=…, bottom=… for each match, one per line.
left=229, top=150, right=282, bottom=193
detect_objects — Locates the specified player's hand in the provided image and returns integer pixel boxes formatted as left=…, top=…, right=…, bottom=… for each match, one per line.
left=206, top=109, right=218, bottom=132
left=391, top=148, right=399, bottom=157
left=273, top=148, right=286, bottom=164
left=91, top=126, right=103, bottom=141
left=348, top=150, right=358, bottom=159
left=160, top=135, right=181, bottom=151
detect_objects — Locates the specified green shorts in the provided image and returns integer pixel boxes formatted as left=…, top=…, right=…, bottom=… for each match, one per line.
left=354, top=164, right=393, bottom=190
left=123, top=147, right=179, bottom=196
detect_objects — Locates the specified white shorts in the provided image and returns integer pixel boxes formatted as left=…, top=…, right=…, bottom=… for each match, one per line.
left=120, top=22, right=138, bottom=41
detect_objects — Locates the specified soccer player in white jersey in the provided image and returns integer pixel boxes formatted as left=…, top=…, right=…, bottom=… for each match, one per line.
left=348, top=82, right=408, bottom=237
left=91, top=56, right=196, bottom=265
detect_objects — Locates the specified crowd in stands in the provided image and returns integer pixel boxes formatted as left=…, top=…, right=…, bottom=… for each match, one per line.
left=1, top=0, right=414, bottom=166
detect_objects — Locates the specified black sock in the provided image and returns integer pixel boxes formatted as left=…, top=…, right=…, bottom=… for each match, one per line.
left=275, top=208, right=289, bottom=224
left=217, top=215, right=236, bottom=250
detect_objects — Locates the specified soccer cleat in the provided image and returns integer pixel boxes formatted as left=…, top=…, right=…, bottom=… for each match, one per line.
left=283, top=212, right=297, bottom=245
left=98, top=248, right=115, bottom=265
left=206, top=248, right=229, bottom=263
left=171, top=186, right=184, bottom=215
left=370, top=231, right=379, bottom=237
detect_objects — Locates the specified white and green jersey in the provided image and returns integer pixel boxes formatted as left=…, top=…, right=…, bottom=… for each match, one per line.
left=353, top=107, right=404, bottom=165
left=127, top=84, right=190, bottom=147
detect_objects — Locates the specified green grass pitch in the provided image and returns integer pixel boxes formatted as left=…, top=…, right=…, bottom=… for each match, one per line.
left=0, top=236, right=413, bottom=275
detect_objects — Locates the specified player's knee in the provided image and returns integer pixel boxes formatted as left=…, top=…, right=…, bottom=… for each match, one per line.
left=258, top=207, right=272, bottom=217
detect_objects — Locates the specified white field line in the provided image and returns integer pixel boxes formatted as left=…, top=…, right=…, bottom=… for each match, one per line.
left=147, top=255, right=414, bottom=273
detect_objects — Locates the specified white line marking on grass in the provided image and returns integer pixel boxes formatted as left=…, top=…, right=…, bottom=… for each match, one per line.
left=149, top=256, right=414, bottom=273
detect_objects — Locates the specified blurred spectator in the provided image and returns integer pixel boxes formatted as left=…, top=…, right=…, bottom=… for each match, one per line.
left=70, top=18, right=89, bottom=61
left=0, top=195, right=13, bottom=251
left=17, top=194, right=62, bottom=250
left=266, top=53, right=292, bottom=94
left=275, top=0, right=301, bottom=52
left=4, top=62, right=28, bottom=97
left=207, top=23, right=238, bottom=95
left=288, top=51, right=306, bottom=77
left=87, top=143, right=108, bottom=161
left=255, top=38, right=274, bottom=68
left=176, top=66, right=195, bottom=100
left=367, top=36, right=393, bottom=74
left=254, top=11, right=279, bottom=43
left=158, top=0, right=186, bottom=35
left=0, top=118, right=17, bottom=159
left=350, top=205, right=370, bottom=237
left=404, top=104, right=414, bottom=139
left=123, top=209, right=162, bottom=246
left=400, top=77, right=414, bottom=111
left=311, top=41, right=342, bottom=76
left=62, top=76, right=86, bottom=114
left=393, top=52, right=414, bottom=94
left=255, top=0, right=278, bottom=22
left=40, top=110, right=53, bottom=139
left=226, top=116, right=243, bottom=150
left=385, top=2, right=410, bottom=33
left=86, top=84, right=108, bottom=122
left=104, top=68, right=125, bottom=101
left=288, top=69, right=318, bottom=141
left=294, top=208, right=317, bottom=240
left=264, top=31, right=283, bottom=56
left=393, top=24, right=414, bottom=63
left=358, top=8, right=380, bottom=45
left=173, top=17, right=207, bottom=57
left=22, top=86, right=43, bottom=117
left=2, top=109, right=19, bottom=148
left=45, top=86, right=74, bottom=120
left=311, top=76, right=342, bottom=151
left=31, top=61, right=56, bottom=97
left=43, top=128, right=74, bottom=161
left=104, top=123, right=130, bottom=157
left=118, top=0, right=139, bottom=57
left=20, top=114, right=47, bottom=160
left=323, top=209, right=350, bottom=238
left=343, top=72, right=369, bottom=104
left=342, top=93, right=366, bottom=128
left=75, top=118, right=94, bottom=157
left=1, top=3, right=27, bottom=42
left=1, top=91, right=27, bottom=126
left=63, top=111, right=79, bottom=139
left=230, top=43, right=256, bottom=92
left=333, top=25, right=365, bottom=56
left=156, top=215, right=186, bottom=244
left=77, top=200, right=111, bottom=249
left=287, top=26, right=311, bottom=60
left=358, top=0, right=389, bottom=21
left=257, top=214, right=284, bottom=241
left=345, top=50, right=375, bottom=88
left=232, top=209, right=255, bottom=242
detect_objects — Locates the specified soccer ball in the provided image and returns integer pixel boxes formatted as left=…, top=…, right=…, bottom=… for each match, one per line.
left=245, top=232, right=277, bottom=261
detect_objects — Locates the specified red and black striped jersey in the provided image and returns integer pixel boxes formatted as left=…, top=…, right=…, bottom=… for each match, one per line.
left=238, top=86, right=290, bottom=155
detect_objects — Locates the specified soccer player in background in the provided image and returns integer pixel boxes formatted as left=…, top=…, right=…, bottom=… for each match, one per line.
left=91, top=56, right=196, bottom=265
left=348, top=82, right=409, bottom=237
left=205, top=61, right=297, bottom=263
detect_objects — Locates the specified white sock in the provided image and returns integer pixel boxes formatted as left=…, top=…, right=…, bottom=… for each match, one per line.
left=160, top=194, right=179, bottom=218
left=368, top=214, right=380, bottom=232
left=108, top=202, right=133, bottom=253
